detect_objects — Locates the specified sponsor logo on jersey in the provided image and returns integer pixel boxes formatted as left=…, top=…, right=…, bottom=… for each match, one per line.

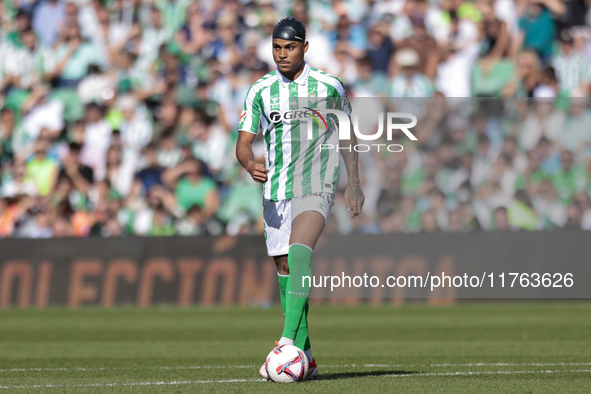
left=269, top=111, right=282, bottom=123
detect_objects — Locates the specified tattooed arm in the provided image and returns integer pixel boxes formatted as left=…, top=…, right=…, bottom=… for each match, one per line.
left=340, top=127, right=365, bottom=218
left=236, top=131, right=269, bottom=183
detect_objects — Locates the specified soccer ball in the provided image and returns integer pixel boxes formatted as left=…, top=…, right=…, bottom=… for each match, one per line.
left=264, top=344, right=309, bottom=382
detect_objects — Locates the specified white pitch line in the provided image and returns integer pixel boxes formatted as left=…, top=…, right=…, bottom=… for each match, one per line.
left=0, top=365, right=257, bottom=373
left=426, top=362, right=591, bottom=367
left=0, top=379, right=266, bottom=389
left=1, top=362, right=590, bottom=373
left=385, top=369, right=591, bottom=378
left=0, top=370, right=590, bottom=389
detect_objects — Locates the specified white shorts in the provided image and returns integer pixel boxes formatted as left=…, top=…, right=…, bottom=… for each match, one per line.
left=263, top=192, right=334, bottom=256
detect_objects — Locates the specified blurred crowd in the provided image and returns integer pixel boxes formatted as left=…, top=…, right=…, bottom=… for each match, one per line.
left=347, top=96, right=591, bottom=234
left=0, top=0, right=590, bottom=237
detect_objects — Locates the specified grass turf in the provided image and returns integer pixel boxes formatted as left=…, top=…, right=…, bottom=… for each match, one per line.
left=0, top=302, right=590, bottom=393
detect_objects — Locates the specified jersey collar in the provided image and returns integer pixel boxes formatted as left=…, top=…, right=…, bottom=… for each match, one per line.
left=276, top=62, right=310, bottom=87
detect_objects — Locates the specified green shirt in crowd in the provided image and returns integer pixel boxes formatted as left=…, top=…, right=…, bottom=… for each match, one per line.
left=514, top=169, right=549, bottom=191
left=552, top=165, right=589, bottom=204
left=26, top=157, right=57, bottom=196
left=55, top=42, right=103, bottom=80
left=507, top=200, right=537, bottom=231
left=175, top=176, right=217, bottom=211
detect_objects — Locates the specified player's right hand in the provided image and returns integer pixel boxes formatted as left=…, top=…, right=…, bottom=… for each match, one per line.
left=247, top=162, right=269, bottom=183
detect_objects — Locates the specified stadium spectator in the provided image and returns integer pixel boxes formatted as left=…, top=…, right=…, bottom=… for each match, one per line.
left=519, top=98, right=565, bottom=151
left=515, top=149, right=547, bottom=195
left=428, top=188, right=449, bottom=230
left=536, top=136, right=562, bottom=175
left=390, top=48, right=434, bottom=97
left=17, top=210, right=53, bottom=238
left=0, top=194, right=35, bottom=237
left=507, top=189, right=537, bottom=230
left=564, top=202, right=582, bottom=228
left=436, top=36, right=478, bottom=97
left=492, top=206, right=511, bottom=230
left=156, top=130, right=183, bottom=168
left=162, top=158, right=219, bottom=220
left=5, top=10, right=32, bottom=48
left=20, top=87, right=65, bottom=149
left=576, top=191, right=591, bottom=229
left=515, top=0, right=565, bottom=62
left=508, top=49, right=543, bottom=97
left=176, top=204, right=207, bottom=235
left=189, top=117, right=231, bottom=176
left=325, top=41, right=358, bottom=85
left=52, top=216, right=73, bottom=237
left=0, top=107, right=16, bottom=164
left=2, top=161, right=37, bottom=198
left=420, top=209, right=440, bottom=232
left=532, top=178, right=567, bottom=228
left=54, top=24, right=103, bottom=87
left=478, top=2, right=510, bottom=61
left=447, top=208, right=463, bottom=232
left=118, top=95, right=153, bottom=152
left=328, top=13, right=367, bottom=55
left=1, top=0, right=591, bottom=238
left=366, top=22, right=395, bottom=75
left=104, top=145, right=135, bottom=196
left=77, top=64, right=115, bottom=104
left=552, top=150, right=589, bottom=204
left=396, top=17, right=439, bottom=80
left=561, top=98, right=591, bottom=157
left=4, top=28, right=57, bottom=94
left=132, top=184, right=180, bottom=236
left=535, top=65, right=561, bottom=98
left=133, top=143, right=165, bottom=196
left=352, top=56, right=389, bottom=96
left=25, top=136, right=58, bottom=197
left=471, top=54, right=515, bottom=97
left=32, top=0, right=67, bottom=47
left=217, top=168, right=264, bottom=235
left=552, top=30, right=590, bottom=96
left=81, top=103, right=112, bottom=178
left=176, top=2, right=212, bottom=56
left=59, top=142, right=94, bottom=196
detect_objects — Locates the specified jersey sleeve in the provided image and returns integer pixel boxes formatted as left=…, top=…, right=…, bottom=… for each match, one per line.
left=237, top=87, right=262, bottom=135
left=334, top=77, right=352, bottom=117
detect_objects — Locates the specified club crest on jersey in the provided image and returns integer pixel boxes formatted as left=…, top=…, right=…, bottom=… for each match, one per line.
left=290, top=97, right=297, bottom=109
left=271, top=96, right=279, bottom=104
left=309, top=92, right=317, bottom=104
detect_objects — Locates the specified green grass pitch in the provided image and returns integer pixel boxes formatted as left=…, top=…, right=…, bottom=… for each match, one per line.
left=0, top=302, right=590, bottom=393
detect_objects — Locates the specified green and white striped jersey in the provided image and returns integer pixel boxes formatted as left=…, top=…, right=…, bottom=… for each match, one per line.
left=4, top=44, right=56, bottom=88
left=552, top=53, right=591, bottom=95
left=237, top=63, right=351, bottom=201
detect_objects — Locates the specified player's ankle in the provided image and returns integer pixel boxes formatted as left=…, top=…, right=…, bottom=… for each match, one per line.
left=278, top=337, right=294, bottom=346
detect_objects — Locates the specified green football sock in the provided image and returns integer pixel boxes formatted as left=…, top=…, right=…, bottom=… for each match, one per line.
left=294, top=300, right=311, bottom=351
left=279, top=266, right=310, bottom=351
left=282, top=243, right=313, bottom=343
left=278, top=274, right=289, bottom=316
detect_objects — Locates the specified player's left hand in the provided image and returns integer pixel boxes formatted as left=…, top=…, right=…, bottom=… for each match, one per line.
left=344, top=184, right=364, bottom=218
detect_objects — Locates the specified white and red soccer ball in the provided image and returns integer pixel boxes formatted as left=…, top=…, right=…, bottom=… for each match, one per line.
left=264, top=344, right=309, bottom=382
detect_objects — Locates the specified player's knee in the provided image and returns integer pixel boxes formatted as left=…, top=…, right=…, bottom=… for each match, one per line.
left=277, top=264, right=290, bottom=275
left=278, top=266, right=290, bottom=275
left=274, top=255, right=289, bottom=275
